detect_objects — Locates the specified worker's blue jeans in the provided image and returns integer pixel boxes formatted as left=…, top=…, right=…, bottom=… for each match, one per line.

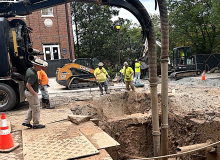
left=134, top=72, right=141, bottom=83
left=40, top=85, right=49, bottom=100
left=98, top=80, right=108, bottom=93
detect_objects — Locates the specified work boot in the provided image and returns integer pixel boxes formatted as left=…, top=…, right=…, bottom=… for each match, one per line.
left=33, top=124, right=45, bottom=129
left=42, top=98, right=47, bottom=109
left=105, top=89, right=110, bottom=94
left=46, top=99, right=55, bottom=109
left=22, top=123, right=32, bottom=128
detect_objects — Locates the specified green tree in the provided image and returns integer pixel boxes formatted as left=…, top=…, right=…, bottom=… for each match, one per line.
left=168, top=0, right=217, bottom=54
left=71, top=2, right=143, bottom=69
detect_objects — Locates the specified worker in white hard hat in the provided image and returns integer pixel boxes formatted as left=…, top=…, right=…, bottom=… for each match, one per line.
left=37, top=61, right=54, bottom=109
left=123, top=62, right=135, bottom=91
left=22, top=58, right=45, bottom=129
left=94, top=62, right=110, bottom=95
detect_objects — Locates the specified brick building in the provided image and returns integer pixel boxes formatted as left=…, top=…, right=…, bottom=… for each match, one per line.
left=21, top=3, right=75, bottom=61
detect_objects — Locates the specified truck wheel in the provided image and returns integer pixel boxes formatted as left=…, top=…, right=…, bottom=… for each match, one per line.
left=0, top=83, right=18, bottom=111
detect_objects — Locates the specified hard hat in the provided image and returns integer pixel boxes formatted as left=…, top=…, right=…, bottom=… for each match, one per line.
left=135, top=59, right=138, bottom=61
left=31, top=58, right=44, bottom=67
left=98, top=62, right=104, bottom=67
left=124, top=62, right=128, bottom=66
left=43, top=61, right=48, bottom=67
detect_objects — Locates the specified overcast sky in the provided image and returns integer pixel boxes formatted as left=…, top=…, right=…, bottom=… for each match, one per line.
left=112, top=0, right=159, bottom=24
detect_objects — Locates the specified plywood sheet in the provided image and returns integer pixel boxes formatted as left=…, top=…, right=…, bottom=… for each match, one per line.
left=22, top=121, right=99, bottom=160
left=79, top=122, right=120, bottom=149
left=84, top=132, right=120, bottom=149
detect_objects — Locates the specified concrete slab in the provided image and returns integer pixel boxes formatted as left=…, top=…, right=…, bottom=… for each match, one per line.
left=22, top=121, right=99, bottom=160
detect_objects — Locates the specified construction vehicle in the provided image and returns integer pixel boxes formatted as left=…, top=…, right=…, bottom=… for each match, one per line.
left=142, top=45, right=220, bottom=80
left=56, top=58, right=99, bottom=89
left=0, top=0, right=151, bottom=111
left=170, top=46, right=220, bottom=80
left=0, top=18, right=41, bottom=111
left=169, top=46, right=202, bottom=79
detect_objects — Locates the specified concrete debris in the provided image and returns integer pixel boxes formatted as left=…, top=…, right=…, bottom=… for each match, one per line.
left=68, top=115, right=91, bottom=125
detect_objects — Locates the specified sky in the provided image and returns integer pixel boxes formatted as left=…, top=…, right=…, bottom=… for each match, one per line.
left=112, top=0, right=159, bottom=24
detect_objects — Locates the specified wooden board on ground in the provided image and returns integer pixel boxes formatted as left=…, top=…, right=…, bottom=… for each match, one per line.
left=79, top=121, right=120, bottom=149
left=22, top=121, right=99, bottom=160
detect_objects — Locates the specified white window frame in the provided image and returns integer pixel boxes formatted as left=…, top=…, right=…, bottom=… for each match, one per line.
left=41, top=7, right=54, bottom=17
left=43, top=44, right=61, bottom=60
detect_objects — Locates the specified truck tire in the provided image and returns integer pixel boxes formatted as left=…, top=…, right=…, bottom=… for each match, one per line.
left=0, top=83, right=18, bottom=111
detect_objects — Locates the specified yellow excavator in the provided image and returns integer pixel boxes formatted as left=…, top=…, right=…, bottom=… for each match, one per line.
left=56, top=58, right=99, bottom=89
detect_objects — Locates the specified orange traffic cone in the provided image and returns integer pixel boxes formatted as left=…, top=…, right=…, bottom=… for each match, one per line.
left=0, top=113, right=14, bottom=150
left=201, top=70, right=205, bottom=80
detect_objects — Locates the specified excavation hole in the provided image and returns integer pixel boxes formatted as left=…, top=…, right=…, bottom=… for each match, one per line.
left=70, top=92, right=220, bottom=159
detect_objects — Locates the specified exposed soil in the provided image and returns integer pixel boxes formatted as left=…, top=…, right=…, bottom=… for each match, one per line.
left=68, top=76, right=220, bottom=159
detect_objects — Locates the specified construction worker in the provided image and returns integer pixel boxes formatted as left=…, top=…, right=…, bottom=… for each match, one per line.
left=38, top=61, right=54, bottom=109
left=22, top=58, right=45, bottom=129
left=180, top=51, right=185, bottom=65
left=123, top=62, right=135, bottom=91
left=134, top=59, right=141, bottom=84
left=94, top=62, right=110, bottom=95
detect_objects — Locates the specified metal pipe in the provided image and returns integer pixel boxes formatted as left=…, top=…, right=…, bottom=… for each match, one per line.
left=28, top=55, right=38, bottom=61
left=147, top=21, right=160, bottom=156
left=158, top=0, right=169, bottom=159
left=27, top=48, right=40, bottom=54
left=177, top=141, right=212, bottom=153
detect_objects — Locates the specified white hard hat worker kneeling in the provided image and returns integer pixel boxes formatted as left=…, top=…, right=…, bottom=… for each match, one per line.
left=94, top=62, right=110, bottom=95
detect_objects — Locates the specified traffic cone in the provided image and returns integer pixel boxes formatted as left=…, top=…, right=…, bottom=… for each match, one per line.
left=0, top=113, right=14, bottom=150
left=201, top=70, right=205, bottom=80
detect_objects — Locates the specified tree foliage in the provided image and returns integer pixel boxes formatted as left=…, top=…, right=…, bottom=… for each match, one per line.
left=71, top=2, right=143, bottom=69
left=168, top=0, right=219, bottom=54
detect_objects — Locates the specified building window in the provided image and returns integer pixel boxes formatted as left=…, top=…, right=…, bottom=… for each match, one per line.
left=43, top=44, right=60, bottom=60
left=41, top=7, right=54, bottom=17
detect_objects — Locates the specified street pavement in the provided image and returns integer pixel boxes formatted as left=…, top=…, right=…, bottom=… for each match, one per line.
left=47, top=78, right=126, bottom=95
